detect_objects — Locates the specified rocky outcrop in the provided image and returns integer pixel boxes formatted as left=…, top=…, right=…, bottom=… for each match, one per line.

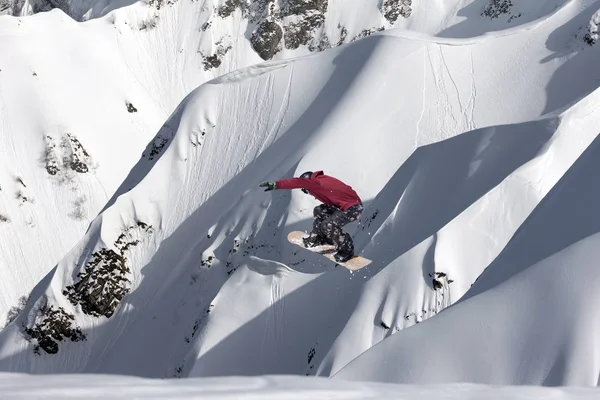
left=481, top=0, right=517, bottom=20
left=23, top=299, right=86, bottom=355
left=63, top=221, right=153, bottom=319
left=251, top=20, right=284, bottom=60
left=209, top=0, right=412, bottom=61
left=583, top=9, right=600, bottom=46
left=380, top=0, right=412, bottom=24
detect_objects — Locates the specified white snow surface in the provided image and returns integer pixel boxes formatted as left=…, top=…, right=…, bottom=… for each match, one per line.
left=2, top=0, right=600, bottom=396
left=1, top=374, right=600, bottom=400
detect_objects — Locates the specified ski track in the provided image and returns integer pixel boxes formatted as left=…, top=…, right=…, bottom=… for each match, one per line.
left=465, top=49, right=477, bottom=131
left=261, top=272, right=285, bottom=363
left=439, top=44, right=464, bottom=124
left=416, top=46, right=428, bottom=149
left=256, top=64, right=293, bottom=157
left=428, top=44, right=457, bottom=138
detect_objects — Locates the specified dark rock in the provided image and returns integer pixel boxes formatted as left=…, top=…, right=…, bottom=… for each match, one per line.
left=64, top=222, right=153, bottom=318
left=126, top=102, right=138, bottom=113
left=282, top=0, right=328, bottom=17
left=23, top=304, right=86, bottom=355
left=218, top=0, right=241, bottom=18
left=481, top=0, right=512, bottom=19
left=284, top=13, right=325, bottom=50
left=251, top=20, right=283, bottom=60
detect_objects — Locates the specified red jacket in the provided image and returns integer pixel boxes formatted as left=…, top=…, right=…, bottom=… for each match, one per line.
left=276, top=171, right=362, bottom=211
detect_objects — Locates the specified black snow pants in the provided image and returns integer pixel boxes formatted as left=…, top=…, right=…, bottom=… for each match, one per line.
left=310, top=203, right=363, bottom=256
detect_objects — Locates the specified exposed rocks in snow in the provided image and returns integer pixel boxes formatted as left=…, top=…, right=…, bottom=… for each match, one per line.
left=68, top=195, right=87, bottom=220
left=307, top=346, right=315, bottom=363
left=196, top=0, right=411, bottom=60
left=280, top=0, right=328, bottom=51
left=126, top=101, right=138, bottom=113
left=139, top=14, right=159, bottom=30
left=201, top=255, right=215, bottom=268
left=430, top=271, right=453, bottom=290
left=23, top=301, right=86, bottom=355
left=507, top=12, right=522, bottom=23
left=15, top=176, right=26, bottom=188
left=217, top=0, right=241, bottom=18
left=283, top=13, right=325, bottom=50
left=380, top=0, right=412, bottom=24
left=190, top=128, right=207, bottom=147
left=143, top=122, right=180, bottom=161
left=583, top=10, right=600, bottom=46
left=201, top=38, right=233, bottom=70
left=64, top=134, right=91, bottom=173
left=63, top=221, right=153, bottom=318
left=44, top=136, right=60, bottom=176
left=305, top=342, right=318, bottom=375
left=148, top=0, right=177, bottom=11
left=336, top=24, right=348, bottom=46
left=146, top=136, right=169, bottom=160
left=283, top=0, right=328, bottom=16
left=4, top=296, right=27, bottom=327
left=481, top=0, right=513, bottom=20
left=15, top=189, right=34, bottom=205
left=225, top=261, right=238, bottom=276
left=44, top=133, right=94, bottom=180
left=186, top=304, right=213, bottom=342
left=351, top=27, right=385, bottom=42
left=0, top=214, right=9, bottom=223
left=251, top=20, right=283, bottom=60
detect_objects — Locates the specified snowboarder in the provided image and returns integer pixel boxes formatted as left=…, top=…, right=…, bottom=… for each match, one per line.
left=259, top=171, right=363, bottom=262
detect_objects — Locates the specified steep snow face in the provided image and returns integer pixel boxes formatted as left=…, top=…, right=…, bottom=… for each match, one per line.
left=0, top=0, right=414, bottom=328
left=0, top=0, right=454, bottom=329
left=2, top=0, right=600, bottom=383
left=334, top=103, right=600, bottom=385
left=0, top=10, right=169, bottom=328
left=0, top=0, right=583, bottom=329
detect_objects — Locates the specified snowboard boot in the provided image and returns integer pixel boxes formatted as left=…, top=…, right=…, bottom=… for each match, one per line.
left=333, top=235, right=354, bottom=262
left=334, top=250, right=353, bottom=263
left=303, top=234, right=333, bottom=248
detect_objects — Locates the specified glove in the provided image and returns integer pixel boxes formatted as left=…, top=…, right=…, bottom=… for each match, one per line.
left=259, top=182, right=276, bottom=192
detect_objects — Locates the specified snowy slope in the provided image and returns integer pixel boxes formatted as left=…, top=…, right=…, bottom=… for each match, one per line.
left=2, top=0, right=600, bottom=385
left=0, top=0, right=490, bottom=330
left=0, top=10, right=168, bottom=328
left=335, top=110, right=600, bottom=385
left=0, top=0, right=428, bottom=327
left=1, top=374, right=600, bottom=400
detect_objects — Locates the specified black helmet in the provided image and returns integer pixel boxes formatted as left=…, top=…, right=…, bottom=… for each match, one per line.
left=299, top=171, right=312, bottom=194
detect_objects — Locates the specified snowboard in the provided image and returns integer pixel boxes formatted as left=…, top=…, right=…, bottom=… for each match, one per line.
left=287, top=231, right=371, bottom=271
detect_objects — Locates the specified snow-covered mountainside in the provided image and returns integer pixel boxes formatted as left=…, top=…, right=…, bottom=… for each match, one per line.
left=0, top=0, right=573, bottom=332
left=0, top=0, right=418, bottom=328
left=3, top=0, right=600, bottom=394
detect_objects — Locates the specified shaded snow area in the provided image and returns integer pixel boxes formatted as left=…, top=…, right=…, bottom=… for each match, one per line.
left=3, top=0, right=600, bottom=398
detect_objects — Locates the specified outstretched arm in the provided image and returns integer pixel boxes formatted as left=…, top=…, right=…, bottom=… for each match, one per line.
left=276, top=178, right=321, bottom=191
left=258, top=178, right=321, bottom=192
